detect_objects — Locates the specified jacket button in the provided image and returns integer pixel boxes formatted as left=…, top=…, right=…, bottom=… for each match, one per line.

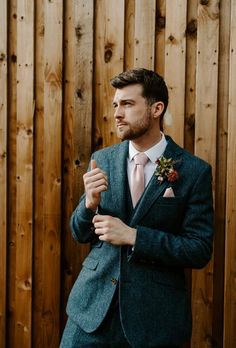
left=111, top=277, right=118, bottom=285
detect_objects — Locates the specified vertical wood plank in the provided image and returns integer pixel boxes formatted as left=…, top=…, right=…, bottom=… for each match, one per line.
left=43, top=0, right=63, bottom=346
left=61, top=0, right=94, bottom=333
left=155, top=0, right=166, bottom=76
left=184, top=0, right=197, bottom=154
left=134, top=0, right=156, bottom=69
left=0, top=0, right=7, bottom=346
left=15, top=0, right=34, bottom=346
left=224, top=1, right=236, bottom=347
left=184, top=3, right=198, bottom=347
left=7, top=0, right=17, bottom=346
left=194, top=0, right=219, bottom=166
left=164, top=0, right=187, bottom=146
left=213, top=0, right=231, bottom=346
left=192, top=1, right=219, bottom=348
left=33, top=0, right=44, bottom=346
left=73, top=0, right=94, bottom=206
left=94, top=0, right=125, bottom=149
left=61, top=0, right=76, bottom=332
left=124, top=0, right=135, bottom=70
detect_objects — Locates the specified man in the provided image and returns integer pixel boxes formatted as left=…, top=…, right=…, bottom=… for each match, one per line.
left=60, top=68, right=214, bottom=348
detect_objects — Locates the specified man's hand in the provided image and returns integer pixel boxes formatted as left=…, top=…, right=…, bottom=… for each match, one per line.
left=92, top=214, right=137, bottom=246
left=83, top=159, right=108, bottom=212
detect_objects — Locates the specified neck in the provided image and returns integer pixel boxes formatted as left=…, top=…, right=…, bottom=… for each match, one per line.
left=131, top=130, right=162, bottom=152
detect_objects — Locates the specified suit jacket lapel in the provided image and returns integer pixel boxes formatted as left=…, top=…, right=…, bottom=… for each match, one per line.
left=130, top=136, right=184, bottom=226
left=109, top=141, right=129, bottom=220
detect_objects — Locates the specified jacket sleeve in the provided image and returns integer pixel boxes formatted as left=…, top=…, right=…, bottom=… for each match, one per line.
left=128, top=164, right=214, bottom=269
left=70, top=195, right=97, bottom=243
left=69, top=154, right=98, bottom=243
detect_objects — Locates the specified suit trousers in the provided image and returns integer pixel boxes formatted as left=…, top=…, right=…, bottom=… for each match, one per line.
left=60, top=291, right=180, bottom=348
left=60, top=292, right=131, bottom=348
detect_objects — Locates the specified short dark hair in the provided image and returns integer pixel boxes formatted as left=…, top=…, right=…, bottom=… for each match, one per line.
left=110, top=68, right=168, bottom=131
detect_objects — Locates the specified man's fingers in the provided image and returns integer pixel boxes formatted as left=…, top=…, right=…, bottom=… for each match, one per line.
left=90, top=159, right=97, bottom=170
left=92, top=215, right=112, bottom=224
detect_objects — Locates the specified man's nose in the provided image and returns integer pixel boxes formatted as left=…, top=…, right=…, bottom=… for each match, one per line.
left=114, top=106, right=124, bottom=118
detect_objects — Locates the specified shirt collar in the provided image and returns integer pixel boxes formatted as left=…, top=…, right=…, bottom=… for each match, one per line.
left=128, top=132, right=167, bottom=163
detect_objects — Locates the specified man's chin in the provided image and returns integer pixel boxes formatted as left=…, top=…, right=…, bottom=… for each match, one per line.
left=116, top=130, right=127, bottom=140
left=116, top=129, right=139, bottom=141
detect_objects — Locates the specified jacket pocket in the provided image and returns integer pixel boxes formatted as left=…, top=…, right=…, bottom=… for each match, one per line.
left=82, top=256, right=99, bottom=271
left=156, top=196, right=185, bottom=206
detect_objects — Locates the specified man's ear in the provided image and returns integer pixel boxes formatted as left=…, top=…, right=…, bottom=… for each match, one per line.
left=152, top=101, right=164, bottom=118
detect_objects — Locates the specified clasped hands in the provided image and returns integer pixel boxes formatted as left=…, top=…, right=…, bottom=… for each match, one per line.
left=83, top=159, right=136, bottom=246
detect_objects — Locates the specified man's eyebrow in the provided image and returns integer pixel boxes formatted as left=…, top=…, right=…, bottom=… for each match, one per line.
left=112, top=98, right=135, bottom=105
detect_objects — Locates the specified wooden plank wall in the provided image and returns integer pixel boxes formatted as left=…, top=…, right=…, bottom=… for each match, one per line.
left=0, top=0, right=235, bottom=347
left=0, top=1, right=7, bottom=347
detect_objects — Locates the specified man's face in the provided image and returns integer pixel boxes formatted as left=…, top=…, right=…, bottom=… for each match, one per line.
left=112, top=84, right=153, bottom=141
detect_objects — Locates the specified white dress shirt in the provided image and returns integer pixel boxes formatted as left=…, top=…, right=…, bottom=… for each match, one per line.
left=127, top=133, right=167, bottom=188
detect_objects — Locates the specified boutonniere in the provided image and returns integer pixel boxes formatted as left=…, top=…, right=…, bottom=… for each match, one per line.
left=155, top=156, right=179, bottom=184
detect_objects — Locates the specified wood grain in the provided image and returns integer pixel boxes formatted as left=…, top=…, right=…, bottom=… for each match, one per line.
left=213, top=0, right=231, bottom=346
left=15, top=1, right=34, bottom=347
left=7, top=0, right=17, bottom=346
left=94, top=0, right=125, bottom=149
left=43, top=1, right=63, bottom=346
left=0, top=1, right=7, bottom=346
left=155, top=0, right=166, bottom=76
left=192, top=1, right=220, bottom=348
left=134, top=0, right=156, bottom=69
left=224, top=1, right=236, bottom=347
left=184, top=0, right=197, bottom=154
left=61, top=0, right=94, bottom=332
left=164, top=0, right=187, bottom=146
left=124, top=0, right=135, bottom=70
left=33, top=0, right=45, bottom=346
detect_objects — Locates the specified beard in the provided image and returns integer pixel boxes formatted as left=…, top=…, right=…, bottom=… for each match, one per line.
left=116, top=109, right=152, bottom=141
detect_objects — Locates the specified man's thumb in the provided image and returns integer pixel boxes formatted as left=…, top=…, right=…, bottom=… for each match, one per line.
left=90, top=159, right=97, bottom=170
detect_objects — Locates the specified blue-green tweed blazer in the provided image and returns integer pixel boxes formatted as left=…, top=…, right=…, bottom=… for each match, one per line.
left=66, top=135, right=214, bottom=347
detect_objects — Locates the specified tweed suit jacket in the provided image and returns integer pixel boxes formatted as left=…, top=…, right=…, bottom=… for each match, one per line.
left=66, top=135, right=214, bottom=347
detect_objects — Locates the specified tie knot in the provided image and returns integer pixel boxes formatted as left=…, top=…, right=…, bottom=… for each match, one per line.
left=134, top=152, right=149, bottom=166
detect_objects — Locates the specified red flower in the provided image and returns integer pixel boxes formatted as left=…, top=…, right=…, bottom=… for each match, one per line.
left=167, top=170, right=179, bottom=182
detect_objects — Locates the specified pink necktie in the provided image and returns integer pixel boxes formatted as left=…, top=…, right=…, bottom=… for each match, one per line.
left=131, top=153, right=149, bottom=207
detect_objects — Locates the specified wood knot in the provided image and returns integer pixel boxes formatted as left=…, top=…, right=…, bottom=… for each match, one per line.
left=27, top=128, right=33, bottom=136
left=168, top=34, right=176, bottom=44
left=74, top=159, right=81, bottom=167
left=156, top=16, right=165, bottom=32
left=0, top=53, right=6, bottom=62
left=186, top=19, right=197, bottom=38
left=76, top=88, right=83, bottom=99
left=200, top=0, right=209, bottom=5
left=104, top=48, right=112, bottom=63
left=186, top=113, right=195, bottom=129
left=75, top=24, right=82, bottom=41
left=11, top=54, right=17, bottom=63
left=1, top=151, right=7, bottom=159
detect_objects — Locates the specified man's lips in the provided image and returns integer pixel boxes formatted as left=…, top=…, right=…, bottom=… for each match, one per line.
left=116, top=123, right=128, bottom=128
